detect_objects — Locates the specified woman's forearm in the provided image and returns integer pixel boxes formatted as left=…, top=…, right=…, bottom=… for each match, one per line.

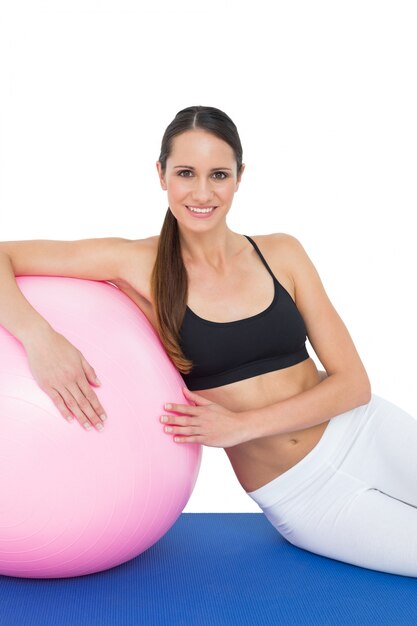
left=0, top=251, right=53, bottom=347
left=241, top=372, right=372, bottom=440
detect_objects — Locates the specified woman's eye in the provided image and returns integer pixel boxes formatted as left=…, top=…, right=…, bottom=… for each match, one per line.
left=177, top=170, right=228, bottom=180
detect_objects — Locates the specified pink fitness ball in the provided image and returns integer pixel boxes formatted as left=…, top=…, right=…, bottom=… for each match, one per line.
left=0, top=276, right=201, bottom=579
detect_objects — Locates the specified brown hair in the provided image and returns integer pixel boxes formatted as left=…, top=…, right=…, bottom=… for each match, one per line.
left=150, top=105, right=244, bottom=375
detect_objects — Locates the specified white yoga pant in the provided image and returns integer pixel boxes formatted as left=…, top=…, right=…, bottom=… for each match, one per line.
left=247, top=394, right=417, bottom=577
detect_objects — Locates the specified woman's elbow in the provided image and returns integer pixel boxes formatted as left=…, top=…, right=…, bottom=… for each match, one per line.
left=350, top=368, right=372, bottom=406
left=360, top=375, right=372, bottom=405
left=320, top=368, right=372, bottom=405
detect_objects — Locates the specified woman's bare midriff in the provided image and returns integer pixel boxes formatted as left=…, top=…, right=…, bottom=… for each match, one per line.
left=194, top=358, right=330, bottom=493
left=114, top=233, right=331, bottom=494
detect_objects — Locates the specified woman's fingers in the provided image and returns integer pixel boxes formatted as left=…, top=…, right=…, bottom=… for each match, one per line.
left=160, top=414, right=193, bottom=425
left=163, top=424, right=201, bottom=436
left=49, top=388, right=78, bottom=424
left=48, top=382, right=105, bottom=431
left=64, top=381, right=106, bottom=431
left=76, top=378, right=107, bottom=422
left=80, top=354, right=101, bottom=386
left=161, top=413, right=201, bottom=437
left=25, top=329, right=108, bottom=432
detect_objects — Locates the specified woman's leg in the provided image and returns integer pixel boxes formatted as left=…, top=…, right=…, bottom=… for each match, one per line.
left=336, top=394, right=417, bottom=508
left=281, top=467, right=417, bottom=577
left=249, top=395, right=417, bottom=576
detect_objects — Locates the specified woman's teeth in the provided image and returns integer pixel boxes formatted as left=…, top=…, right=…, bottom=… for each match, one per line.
left=187, top=206, right=215, bottom=213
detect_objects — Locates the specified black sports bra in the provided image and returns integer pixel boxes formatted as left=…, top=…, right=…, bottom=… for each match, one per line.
left=178, top=235, right=310, bottom=391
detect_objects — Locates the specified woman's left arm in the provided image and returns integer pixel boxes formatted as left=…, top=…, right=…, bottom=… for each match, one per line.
left=241, top=234, right=371, bottom=439
left=161, top=235, right=371, bottom=447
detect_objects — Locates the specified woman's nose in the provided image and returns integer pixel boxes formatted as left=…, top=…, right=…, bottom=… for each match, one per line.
left=191, top=178, right=214, bottom=202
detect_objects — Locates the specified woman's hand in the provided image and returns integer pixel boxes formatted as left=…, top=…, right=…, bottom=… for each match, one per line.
left=160, top=387, right=251, bottom=448
left=25, top=326, right=107, bottom=432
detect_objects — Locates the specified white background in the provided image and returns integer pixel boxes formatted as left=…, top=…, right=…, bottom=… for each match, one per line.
left=0, top=0, right=416, bottom=512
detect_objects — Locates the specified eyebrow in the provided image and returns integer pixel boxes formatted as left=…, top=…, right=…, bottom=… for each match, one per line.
left=173, top=165, right=233, bottom=171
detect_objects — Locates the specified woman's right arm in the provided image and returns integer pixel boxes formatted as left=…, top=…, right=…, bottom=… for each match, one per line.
left=0, top=250, right=55, bottom=344
left=0, top=237, right=137, bottom=431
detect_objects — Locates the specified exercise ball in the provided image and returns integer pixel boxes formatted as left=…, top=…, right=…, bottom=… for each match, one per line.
left=0, top=276, right=201, bottom=579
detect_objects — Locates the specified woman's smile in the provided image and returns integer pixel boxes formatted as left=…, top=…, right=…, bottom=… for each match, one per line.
left=186, top=205, right=218, bottom=217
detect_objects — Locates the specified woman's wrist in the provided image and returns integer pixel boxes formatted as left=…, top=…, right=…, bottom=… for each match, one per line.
left=18, top=316, right=56, bottom=350
left=237, top=408, right=266, bottom=443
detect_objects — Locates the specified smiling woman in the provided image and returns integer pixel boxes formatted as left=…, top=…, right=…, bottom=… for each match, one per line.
left=155, top=129, right=243, bottom=239
left=2, top=105, right=417, bottom=577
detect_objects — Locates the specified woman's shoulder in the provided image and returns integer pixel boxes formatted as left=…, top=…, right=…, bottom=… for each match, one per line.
left=115, top=236, right=158, bottom=300
left=263, top=231, right=302, bottom=247
left=260, top=232, right=315, bottom=293
left=258, top=232, right=305, bottom=262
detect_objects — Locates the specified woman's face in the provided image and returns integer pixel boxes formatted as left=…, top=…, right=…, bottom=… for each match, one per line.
left=156, top=129, right=244, bottom=226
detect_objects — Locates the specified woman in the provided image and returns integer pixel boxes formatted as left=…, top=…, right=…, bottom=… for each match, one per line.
left=1, top=105, right=417, bottom=577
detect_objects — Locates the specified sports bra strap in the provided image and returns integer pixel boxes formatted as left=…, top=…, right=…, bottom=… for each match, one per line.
left=244, top=235, right=277, bottom=282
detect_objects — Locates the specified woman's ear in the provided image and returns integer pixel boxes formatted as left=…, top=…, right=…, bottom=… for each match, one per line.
left=156, top=161, right=167, bottom=190
left=236, top=163, right=245, bottom=190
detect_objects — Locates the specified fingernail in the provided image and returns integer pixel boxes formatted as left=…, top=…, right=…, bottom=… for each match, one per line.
left=96, top=423, right=104, bottom=431
left=67, top=415, right=74, bottom=422
left=164, top=403, right=172, bottom=410
left=84, top=422, right=92, bottom=430
left=100, top=414, right=108, bottom=421
left=95, top=377, right=102, bottom=385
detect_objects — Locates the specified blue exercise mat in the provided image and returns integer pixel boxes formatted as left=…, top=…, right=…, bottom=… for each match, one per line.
left=1, top=513, right=416, bottom=625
